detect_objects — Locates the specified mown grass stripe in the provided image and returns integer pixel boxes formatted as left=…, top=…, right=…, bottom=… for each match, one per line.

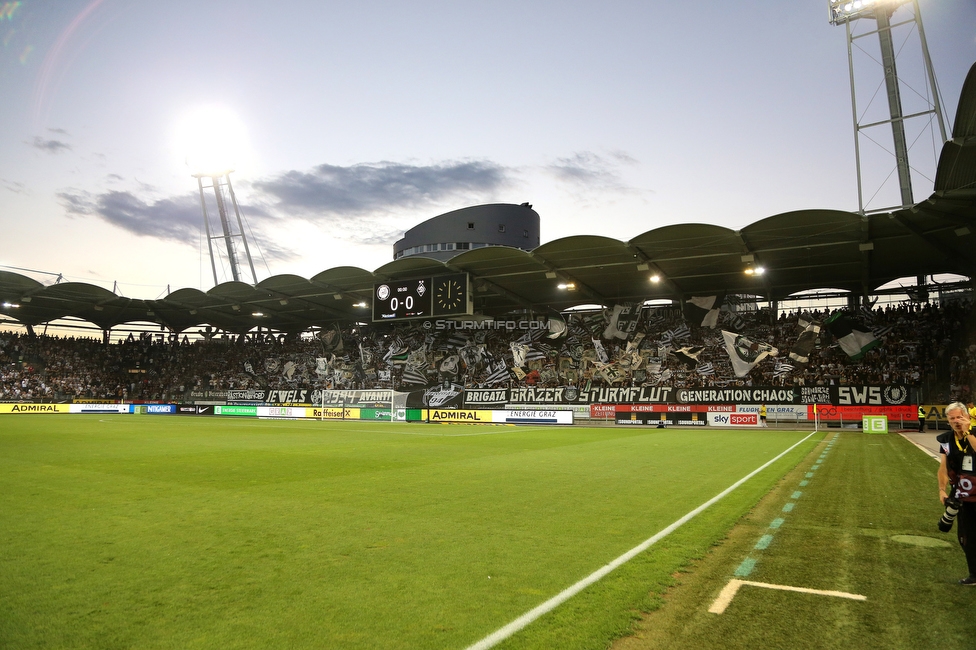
left=464, top=430, right=818, bottom=650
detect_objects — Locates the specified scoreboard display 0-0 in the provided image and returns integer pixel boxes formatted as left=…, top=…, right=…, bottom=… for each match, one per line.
left=372, top=273, right=470, bottom=321
left=372, top=278, right=432, bottom=321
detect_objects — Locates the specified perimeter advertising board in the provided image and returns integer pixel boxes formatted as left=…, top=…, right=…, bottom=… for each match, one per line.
left=310, top=407, right=361, bottom=420
left=71, top=404, right=131, bottom=414
left=215, top=405, right=258, bottom=417
left=495, top=410, right=573, bottom=425
left=0, top=404, right=72, bottom=414
left=809, top=404, right=916, bottom=421
left=428, top=409, right=492, bottom=423
left=708, top=412, right=759, bottom=427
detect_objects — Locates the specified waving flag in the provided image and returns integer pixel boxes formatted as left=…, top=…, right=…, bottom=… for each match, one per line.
left=722, top=330, right=778, bottom=378
left=673, top=346, right=705, bottom=368
left=824, top=312, right=880, bottom=360
left=684, top=295, right=723, bottom=328
left=788, top=313, right=821, bottom=367
left=696, top=362, right=715, bottom=376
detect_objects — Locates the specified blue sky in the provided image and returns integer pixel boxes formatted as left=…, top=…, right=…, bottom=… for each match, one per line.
left=1, top=0, right=973, bottom=298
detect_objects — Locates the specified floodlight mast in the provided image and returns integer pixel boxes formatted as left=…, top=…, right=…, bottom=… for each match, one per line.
left=828, top=0, right=948, bottom=214
left=194, top=171, right=258, bottom=286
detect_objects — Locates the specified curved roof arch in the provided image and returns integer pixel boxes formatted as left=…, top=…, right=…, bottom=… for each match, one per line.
left=1, top=63, right=973, bottom=333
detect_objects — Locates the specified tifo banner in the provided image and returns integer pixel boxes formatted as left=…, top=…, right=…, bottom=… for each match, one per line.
left=227, top=390, right=267, bottom=403
left=463, top=388, right=509, bottom=407
left=181, top=385, right=917, bottom=408
left=184, top=390, right=229, bottom=400
left=405, top=385, right=465, bottom=409
left=317, top=390, right=393, bottom=406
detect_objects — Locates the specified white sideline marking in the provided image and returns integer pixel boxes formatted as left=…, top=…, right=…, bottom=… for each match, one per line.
left=464, top=430, right=819, bottom=650
left=709, top=579, right=866, bottom=614
left=898, top=432, right=940, bottom=461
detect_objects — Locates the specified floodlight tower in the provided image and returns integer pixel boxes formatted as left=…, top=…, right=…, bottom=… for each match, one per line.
left=195, top=171, right=258, bottom=286
left=828, top=0, right=948, bottom=214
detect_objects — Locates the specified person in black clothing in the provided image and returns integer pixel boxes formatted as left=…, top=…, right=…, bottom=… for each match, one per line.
left=938, top=402, right=976, bottom=584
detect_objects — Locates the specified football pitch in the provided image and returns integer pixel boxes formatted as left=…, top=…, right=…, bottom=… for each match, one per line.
left=0, top=417, right=966, bottom=649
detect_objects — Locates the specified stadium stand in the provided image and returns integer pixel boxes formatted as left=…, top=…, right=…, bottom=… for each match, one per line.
left=1, top=299, right=972, bottom=404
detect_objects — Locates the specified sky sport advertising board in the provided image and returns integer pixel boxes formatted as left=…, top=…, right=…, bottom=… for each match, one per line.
left=707, top=412, right=759, bottom=427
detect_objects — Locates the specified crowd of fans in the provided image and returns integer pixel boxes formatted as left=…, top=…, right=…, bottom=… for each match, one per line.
left=0, top=297, right=972, bottom=403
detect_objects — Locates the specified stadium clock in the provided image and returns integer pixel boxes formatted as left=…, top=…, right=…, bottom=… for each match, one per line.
left=432, top=273, right=469, bottom=316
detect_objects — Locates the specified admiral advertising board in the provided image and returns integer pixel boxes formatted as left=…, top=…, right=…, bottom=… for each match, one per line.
left=0, top=403, right=72, bottom=414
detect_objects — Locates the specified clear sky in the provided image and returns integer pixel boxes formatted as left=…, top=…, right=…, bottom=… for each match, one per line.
left=1, top=0, right=973, bottom=299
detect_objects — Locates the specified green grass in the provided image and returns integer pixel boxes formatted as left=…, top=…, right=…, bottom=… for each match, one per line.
left=616, top=432, right=971, bottom=650
left=0, top=416, right=815, bottom=649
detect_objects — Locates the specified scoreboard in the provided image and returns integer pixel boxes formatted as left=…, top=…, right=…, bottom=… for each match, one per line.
left=371, top=273, right=470, bottom=321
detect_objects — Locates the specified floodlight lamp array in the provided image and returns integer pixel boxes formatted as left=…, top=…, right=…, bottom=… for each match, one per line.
left=827, top=0, right=909, bottom=25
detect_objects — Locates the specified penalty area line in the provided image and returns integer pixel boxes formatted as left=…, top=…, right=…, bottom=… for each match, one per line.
left=709, top=579, right=866, bottom=614
left=464, top=430, right=819, bottom=650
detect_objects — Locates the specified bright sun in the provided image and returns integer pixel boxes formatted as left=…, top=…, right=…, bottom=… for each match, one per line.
left=173, top=105, right=251, bottom=176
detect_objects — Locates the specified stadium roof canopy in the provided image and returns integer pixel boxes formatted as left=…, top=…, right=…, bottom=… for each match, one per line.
left=3, top=64, right=975, bottom=335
